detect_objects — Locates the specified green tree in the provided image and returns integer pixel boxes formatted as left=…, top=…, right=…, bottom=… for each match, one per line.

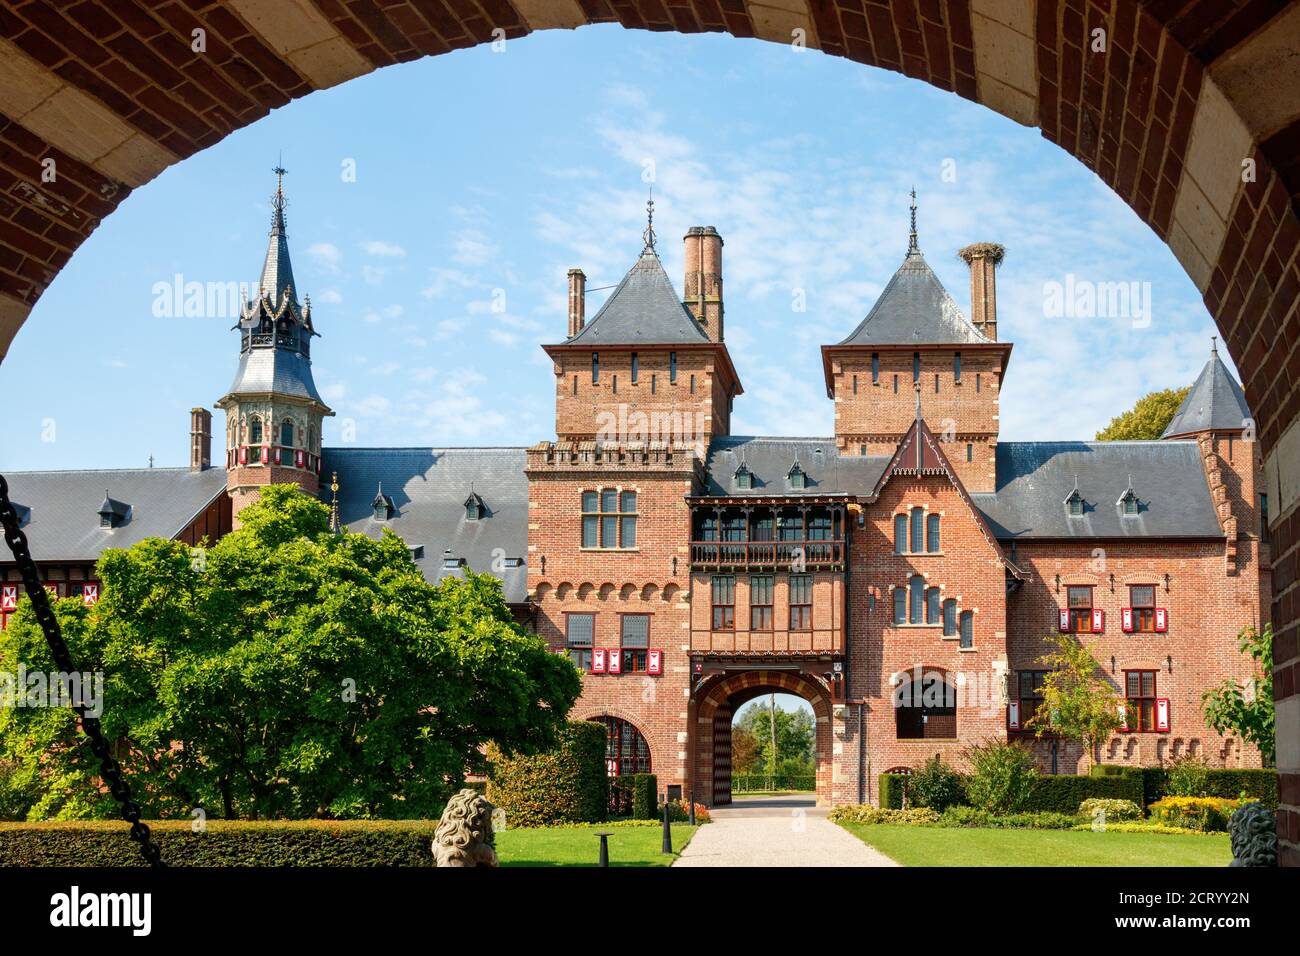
left=1095, top=385, right=1191, bottom=440
left=1201, top=623, right=1274, bottom=765
left=1025, top=632, right=1125, bottom=771
left=730, top=724, right=761, bottom=776
left=735, top=700, right=814, bottom=776
left=0, top=485, right=581, bottom=820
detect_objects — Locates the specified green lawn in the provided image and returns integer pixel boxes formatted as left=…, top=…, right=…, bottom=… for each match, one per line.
left=840, top=824, right=1232, bottom=867
left=495, top=824, right=698, bottom=867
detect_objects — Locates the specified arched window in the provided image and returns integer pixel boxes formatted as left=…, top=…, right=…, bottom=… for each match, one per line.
left=908, top=575, right=924, bottom=624
left=894, top=514, right=907, bottom=554
left=943, top=599, right=957, bottom=637
left=926, top=587, right=941, bottom=624
left=894, top=668, right=957, bottom=740
left=249, top=417, right=262, bottom=444
left=597, top=715, right=651, bottom=776
left=910, top=507, right=924, bottom=553
left=960, top=611, right=974, bottom=649
left=927, top=513, right=941, bottom=552
left=280, top=420, right=294, bottom=465
left=893, top=587, right=906, bottom=625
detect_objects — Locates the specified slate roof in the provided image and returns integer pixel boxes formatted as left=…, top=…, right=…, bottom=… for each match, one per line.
left=836, top=250, right=993, bottom=346
left=972, top=441, right=1222, bottom=539
left=701, top=437, right=890, bottom=496
left=258, top=179, right=297, bottom=308
left=1162, top=346, right=1252, bottom=437
left=223, top=346, right=327, bottom=405
left=566, top=249, right=710, bottom=345
left=0, top=467, right=229, bottom=562
left=320, top=447, right=530, bottom=603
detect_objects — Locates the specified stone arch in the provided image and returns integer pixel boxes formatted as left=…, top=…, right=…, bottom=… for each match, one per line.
left=662, top=583, right=681, bottom=603
left=0, top=0, right=1294, bottom=862
left=695, top=669, right=835, bottom=808
left=640, top=583, right=659, bottom=602
left=576, top=582, right=594, bottom=601
left=597, top=582, right=615, bottom=601
left=619, top=583, right=636, bottom=601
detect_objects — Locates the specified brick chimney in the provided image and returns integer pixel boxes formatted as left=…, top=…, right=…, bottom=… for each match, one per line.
left=684, top=226, right=724, bottom=342
left=190, top=407, right=212, bottom=472
left=567, top=268, right=585, bottom=338
left=958, top=242, right=1004, bottom=341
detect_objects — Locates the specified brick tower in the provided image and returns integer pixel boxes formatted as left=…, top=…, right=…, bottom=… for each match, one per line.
left=215, top=167, right=333, bottom=525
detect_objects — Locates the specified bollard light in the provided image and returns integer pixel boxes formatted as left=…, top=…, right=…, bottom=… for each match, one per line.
left=661, top=800, right=673, bottom=854
left=595, top=830, right=613, bottom=867
left=688, top=790, right=696, bottom=827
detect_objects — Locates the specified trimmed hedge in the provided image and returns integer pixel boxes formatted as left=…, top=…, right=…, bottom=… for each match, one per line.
left=611, top=773, right=658, bottom=819
left=1090, top=765, right=1278, bottom=810
left=1023, top=774, right=1142, bottom=813
left=487, top=721, right=609, bottom=828
left=0, top=820, right=440, bottom=867
left=879, top=774, right=906, bottom=809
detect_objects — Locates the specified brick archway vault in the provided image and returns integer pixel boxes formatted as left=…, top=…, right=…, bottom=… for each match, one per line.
left=0, top=0, right=1295, bottom=861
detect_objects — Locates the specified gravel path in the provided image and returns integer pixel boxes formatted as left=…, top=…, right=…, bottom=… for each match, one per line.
left=672, top=796, right=899, bottom=867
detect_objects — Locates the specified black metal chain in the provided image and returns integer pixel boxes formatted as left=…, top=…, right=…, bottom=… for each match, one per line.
left=0, top=473, right=164, bottom=867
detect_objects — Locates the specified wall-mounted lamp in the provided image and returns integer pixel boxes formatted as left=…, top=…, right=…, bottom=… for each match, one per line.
left=672, top=556, right=677, bottom=575
left=1054, top=574, right=1061, bottom=593
left=540, top=555, right=546, bottom=574
left=1110, top=655, right=1116, bottom=673
left=1163, top=573, right=1171, bottom=592
left=1109, top=573, right=1115, bottom=591
left=1166, top=655, right=1173, bottom=674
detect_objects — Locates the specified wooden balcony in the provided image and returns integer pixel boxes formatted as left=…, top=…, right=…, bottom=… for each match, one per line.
left=689, top=539, right=844, bottom=570
left=689, top=626, right=844, bottom=655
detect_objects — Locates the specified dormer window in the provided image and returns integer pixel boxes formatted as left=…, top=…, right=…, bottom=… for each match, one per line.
left=1119, top=490, right=1139, bottom=515
left=371, top=484, right=394, bottom=521
left=98, top=493, right=130, bottom=529
left=1066, top=489, right=1084, bottom=517
left=464, top=491, right=485, bottom=521
left=787, top=462, right=806, bottom=490
left=734, top=463, right=752, bottom=491
left=442, top=549, right=464, bottom=571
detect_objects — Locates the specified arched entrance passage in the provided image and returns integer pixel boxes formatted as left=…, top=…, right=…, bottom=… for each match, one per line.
left=0, top=0, right=1294, bottom=863
left=695, top=670, right=834, bottom=807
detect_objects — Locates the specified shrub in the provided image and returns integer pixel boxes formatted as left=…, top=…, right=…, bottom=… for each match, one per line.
left=486, top=721, right=609, bottom=828
left=1165, top=755, right=1211, bottom=797
left=1023, top=773, right=1142, bottom=813
left=878, top=773, right=908, bottom=809
left=1078, top=798, right=1142, bottom=823
left=658, top=800, right=710, bottom=824
left=964, top=740, right=1038, bottom=814
left=1202, top=769, right=1278, bottom=809
left=1148, top=796, right=1245, bottom=832
left=828, top=805, right=939, bottom=826
left=1069, top=821, right=1219, bottom=837
left=0, top=820, right=441, bottom=867
left=907, top=757, right=964, bottom=812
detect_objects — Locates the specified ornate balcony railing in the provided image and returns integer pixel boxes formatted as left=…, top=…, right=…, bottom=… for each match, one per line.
left=689, top=539, right=843, bottom=568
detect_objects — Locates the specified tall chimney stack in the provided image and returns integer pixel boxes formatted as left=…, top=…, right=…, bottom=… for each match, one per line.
left=190, top=407, right=212, bottom=472
left=958, top=242, right=1004, bottom=341
left=567, top=268, right=586, bottom=338
left=683, top=226, right=724, bottom=342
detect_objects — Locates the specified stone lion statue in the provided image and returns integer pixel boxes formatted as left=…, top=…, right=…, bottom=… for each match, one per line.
left=1228, top=802, right=1277, bottom=867
left=433, top=788, right=499, bottom=867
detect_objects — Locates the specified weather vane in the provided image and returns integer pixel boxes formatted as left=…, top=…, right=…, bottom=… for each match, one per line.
left=642, top=187, right=657, bottom=252
left=908, top=186, right=919, bottom=255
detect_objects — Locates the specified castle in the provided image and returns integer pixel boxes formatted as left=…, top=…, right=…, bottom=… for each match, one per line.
left=0, top=176, right=1271, bottom=806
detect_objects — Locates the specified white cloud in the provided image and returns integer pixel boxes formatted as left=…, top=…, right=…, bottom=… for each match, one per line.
left=317, top=288, right=343, bottom=305
left=307, top=242, right=342, bottom=272
left=452, top=231, right=496, bottom=267
left=361, top=240, right=406, bottom=258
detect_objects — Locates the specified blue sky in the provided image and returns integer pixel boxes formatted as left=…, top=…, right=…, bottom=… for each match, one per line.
left=0, top=25, right=1233, bottom=472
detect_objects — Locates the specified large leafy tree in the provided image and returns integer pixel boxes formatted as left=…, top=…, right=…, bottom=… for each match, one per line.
left=0, top=485, right=580, bottom=820
left=1095, top=385, right=1191, bottom=440
left=735, top=700, right=815, bottom=776
left=1024, top=632, right=1125, bottom=771
left=1201, top=623, right=1274, bottom=765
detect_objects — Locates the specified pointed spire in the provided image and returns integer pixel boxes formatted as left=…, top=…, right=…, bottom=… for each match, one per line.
left=642, top=187, right=657, bottom=253
left=329, top=471, right=341, bottom=535
left=1211, top=335, right=1218, bottom=357
left=907, top=186, right=919, bottom=255
left=259, top=162, right=298, bottom=306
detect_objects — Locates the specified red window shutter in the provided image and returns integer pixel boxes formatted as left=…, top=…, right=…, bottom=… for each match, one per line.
left=1121, top=608, right=1133, bottom=632
left=1058, top=608, right=1070, bottom=632
left=608, top=650, right=622, bottom=674
left=0, top=585, right=16, bottom=611
left=1008, top=701, right=1020, bottom=730
left=1092, top=608, right=1104, bottom=633
left=607, top=759, right=618, bottom=776
left=1156, top=698, right=1170, bottom=732
left=647, top=649, right=662, bottom=675
left=295, top=450, right=305, bottom=468
left=82, top=584, right=99, bottom=606
left=239, top=446, right=248, bottom=465
left=592, top=649, right=606, bottom=674
left=1155, top=608, right=1167, bottom=632
left=1117, top=701, right=1130, bottom=733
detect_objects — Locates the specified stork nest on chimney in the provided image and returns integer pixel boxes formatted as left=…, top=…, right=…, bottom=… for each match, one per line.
left=957, top=242, right=1006, bottom=264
